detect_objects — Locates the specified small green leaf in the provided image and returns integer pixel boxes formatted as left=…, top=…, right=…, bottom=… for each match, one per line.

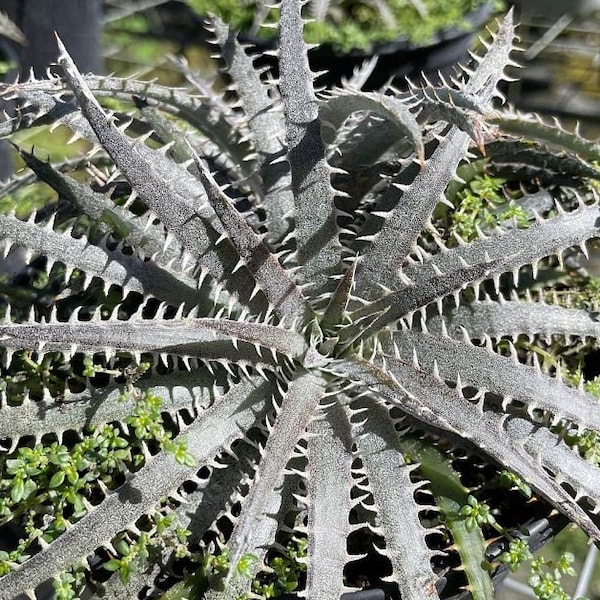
left=104, top=558, right=122, bottom=572
left=11, top=479, right=25, bottom=503
left=22, top=479, right=37, bottom=500
left=237, top=553, right=258, bottom=579
left=49, top=471, right=66, bottom=489
left=115, top=539, right=130, bottom=556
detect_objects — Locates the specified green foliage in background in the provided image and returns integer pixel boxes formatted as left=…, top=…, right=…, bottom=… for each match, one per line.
left=188, top=0, right=499, bottom=51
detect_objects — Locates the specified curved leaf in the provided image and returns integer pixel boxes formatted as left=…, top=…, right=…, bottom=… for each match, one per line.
left=216, top=371, right=325, bottom=595
left=210, top=17, right=294, bottom=242
left=436, top=300, right=600, bottom=341
left=490, top=112, right=600, bottom=162
left=0, top=318, right=307, bottom=366
left=0, top=212, right=201, bottom=308
left=319, top=89, right=424, bottom=161
left=384, top=329, right=600, bottom=434
left=0, top=369, right=218, bottom=443
left=304, top=400, right=354, bottom=600
left=279, top=0, right=342, bottom=293
left=354, top=400, right=442, bottom=600
left=402, top=200, right=600, bottom=290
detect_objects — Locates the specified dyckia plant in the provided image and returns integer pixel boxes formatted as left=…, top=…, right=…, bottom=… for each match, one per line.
left=0, top=2, right=600, bottom=599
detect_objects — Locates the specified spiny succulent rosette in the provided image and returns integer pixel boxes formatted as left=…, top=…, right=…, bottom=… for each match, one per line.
left=0, top=2, right=600, bottom=599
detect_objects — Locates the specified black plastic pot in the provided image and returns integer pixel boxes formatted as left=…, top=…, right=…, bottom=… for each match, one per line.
left=154, top=2, right=495, bottom=91
left=241, top=3, right=495, bottom=90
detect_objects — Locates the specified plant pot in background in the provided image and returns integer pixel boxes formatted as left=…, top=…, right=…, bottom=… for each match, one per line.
left=155, top=2, right=496, bottom=91
left=241, top=4, right=496, bottom=90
